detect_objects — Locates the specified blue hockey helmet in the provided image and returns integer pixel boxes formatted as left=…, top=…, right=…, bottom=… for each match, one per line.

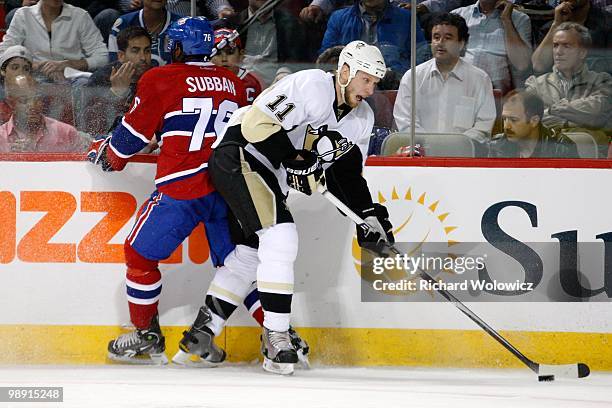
left=166, top=17, right=214, bottom=57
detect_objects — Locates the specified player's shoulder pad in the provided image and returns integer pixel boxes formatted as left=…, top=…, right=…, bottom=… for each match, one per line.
left=137, top=65, right=168, bottom=83
left=292, top=69, right=333, bottom=92
left=132, top=65, right=181, bottom=95
left=291, top=69, right=335, bottom=110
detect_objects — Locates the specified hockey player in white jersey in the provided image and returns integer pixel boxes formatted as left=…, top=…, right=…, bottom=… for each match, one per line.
left=185, top=41, right=395, bottom=375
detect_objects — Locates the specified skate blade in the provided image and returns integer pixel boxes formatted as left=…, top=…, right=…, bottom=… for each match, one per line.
left=263, top=357, right=294, bottom=375
left=296, top=350, right=310, bottom=369
left=107, top=351, right=168, bottom=366
left=171, top=349, right=222, bottom=368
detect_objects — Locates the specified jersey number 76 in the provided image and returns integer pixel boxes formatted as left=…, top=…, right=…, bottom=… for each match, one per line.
left=182, top=98, right=239, bottom=152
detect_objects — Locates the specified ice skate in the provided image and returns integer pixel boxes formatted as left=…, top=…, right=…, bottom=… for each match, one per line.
left=107, top=315, right=167, bottom=365
left=289, top=326, right=310, bottom=369
left=172, top=306, right=226, bottom=368
left=261, top=327, right=298, bottom=375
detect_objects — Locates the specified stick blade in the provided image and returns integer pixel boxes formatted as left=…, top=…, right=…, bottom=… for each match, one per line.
left=538, top=363, right=590, bottom=379
left=578, top=363, right=591, bottom=378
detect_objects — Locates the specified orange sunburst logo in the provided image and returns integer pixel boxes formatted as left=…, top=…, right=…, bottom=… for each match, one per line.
left=353, top=186, right=460, bottom=296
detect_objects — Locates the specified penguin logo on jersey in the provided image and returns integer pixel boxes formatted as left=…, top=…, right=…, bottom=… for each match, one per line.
left=304, top=125, right=353, bottom=163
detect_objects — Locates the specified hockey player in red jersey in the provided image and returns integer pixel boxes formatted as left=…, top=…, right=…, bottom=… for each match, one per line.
left=210, top=22, right=264, bottom=104
left=88, top=16, right=248, bottom=365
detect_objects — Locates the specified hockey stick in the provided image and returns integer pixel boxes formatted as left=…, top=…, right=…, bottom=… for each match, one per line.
left=210, top=0, right=286, bottom=57
left=317, top=184, right=590, bottom=381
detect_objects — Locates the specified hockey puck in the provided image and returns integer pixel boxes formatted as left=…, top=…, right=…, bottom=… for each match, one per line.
left=538, top=375, right=555, bottom=382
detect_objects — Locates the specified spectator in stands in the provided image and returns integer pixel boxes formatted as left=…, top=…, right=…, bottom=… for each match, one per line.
left=452, top=0, right=532, bottom=93
left=0, top=45, right=33, bottom=94
left=300, top=0, right=467, bottom=23
left=5, top=0, right=127, bottom=28
left=489, top=89, right=578, bottom=158
left=525, top=22, right=612, bottom=132
left=0, top=46, right=75, bottom=127
left=532, top=0, right=611, bottom=74
left=66, top=1, right=127, bottom=44
left=319, top=0, right=428, bottom=75
left=211, top=23, right=264, bottom=104
left=300, top=0, right=351, bottom=23
left=0, top=45, right=34, bottom=123
left=230, top=0, right=308, bottom=86
left=393, top=13, right=496, bottom=147
left=108, top=0, right=182, bottom=67
left=0, top=0, right=109, bottom=83
left=165, top=0, right=235, bottom=18
left=396, top=0, right=468, bottom=14
left=6, top=1, right=133, bottom=46
left=79, top=27, right=152, bottom=135
left=0, top=75, right=81, bottom=152
left=96, top=0, right=236, bottom=45
left=205, top=0, right=235, bottom=18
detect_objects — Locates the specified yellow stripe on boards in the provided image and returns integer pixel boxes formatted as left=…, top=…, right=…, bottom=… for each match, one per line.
left=0, top=325, right=610, bottom=370
left=0, top=325, right=191, bottom=365
left=226, top=328, right=612, bottom=369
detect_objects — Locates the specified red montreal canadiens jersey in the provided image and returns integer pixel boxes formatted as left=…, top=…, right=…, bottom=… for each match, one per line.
left=110, top=62, right=247, bottom=199
left=238, top=67, right=263, bottom=104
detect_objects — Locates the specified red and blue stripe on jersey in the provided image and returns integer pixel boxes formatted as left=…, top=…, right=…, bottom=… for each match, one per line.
left=108, top=62, right=247, bottom=200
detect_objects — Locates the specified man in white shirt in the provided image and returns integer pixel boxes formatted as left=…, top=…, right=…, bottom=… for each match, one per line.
left=393, top=12, right=496, bottom=147
left=0, top=0, right=108, bottom=82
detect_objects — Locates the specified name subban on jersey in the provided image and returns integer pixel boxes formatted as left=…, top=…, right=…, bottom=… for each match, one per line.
left=185, top=76, right=237, bottom=96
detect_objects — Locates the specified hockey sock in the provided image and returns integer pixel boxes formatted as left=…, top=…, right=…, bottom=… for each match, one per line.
left=256, top=223, right=297, bottom=332
left=126, top=267, right=162, bottom=329
left=243, top=284, right=264, bottom=326
left=125, top=243, right=161, bottom=330
left=263, top=310, right=291, bottom=332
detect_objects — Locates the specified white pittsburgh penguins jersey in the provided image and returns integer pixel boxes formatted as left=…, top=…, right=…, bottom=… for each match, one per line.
left=216, top=69, right=375, bottom=195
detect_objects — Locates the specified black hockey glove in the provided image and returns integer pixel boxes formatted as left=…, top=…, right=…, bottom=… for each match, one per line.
left=283, top=149, right=324, bottom=196
left=357, top=203, right=395, bottom=257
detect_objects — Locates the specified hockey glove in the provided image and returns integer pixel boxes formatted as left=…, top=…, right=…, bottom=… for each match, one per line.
left=357, top=203, right=395, bottom=257
left=284, top=149, right=324, bottom=196
left=87, top=134, right=116, bottom=172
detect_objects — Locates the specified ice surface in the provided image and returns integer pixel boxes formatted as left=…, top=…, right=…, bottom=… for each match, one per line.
left=0, top=365, right=610, bottom=408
